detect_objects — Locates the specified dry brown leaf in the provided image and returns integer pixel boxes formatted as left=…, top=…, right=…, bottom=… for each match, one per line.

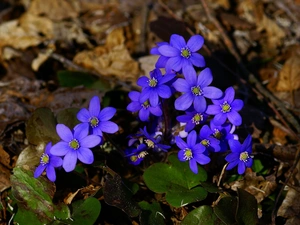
left=0, top=20, right=44, bottom=60
left=0, top=145, right=11, bottom=169
left=0, top=12, right=55, bottom=60
left=278, top=157, right=300, bottom=221
left=238, top=0, right=285, bottom=53
left=272, top=126, right=288, bottom=145
left=138, top=55, right=159, bottom=76
left=0, top=163, right=11, bottom=192
left=225, top=171, right=277, bottom=203
left=27, top=0, right=78, bottom=21
left=256, top=14, right=285, bottom=49
left=31, top=51, right=52, bottom=71
left=0, top=10, right=91, bottom=61
left=276, top=47, right=300, bottom=91
left=73, top=28, right=140, bottom=84
left=19, top=13, right=53, bottom=38
left=0, top=145, right=11, bottom=192
left=210, top=0, right=230, bottom=9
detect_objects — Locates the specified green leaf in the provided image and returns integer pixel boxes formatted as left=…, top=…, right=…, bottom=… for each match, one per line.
left=201, top=182, right=222, bottom=193
left=252, top=159, right=264, bottom=173
left=103, top=173, right=141, bottom=217
left=182, top=205, right=225, bottom=225
left=57, top=70, right=110, bottom=91
left=236, top=189, right=258, bottom=225
left=139, top=201, right=165, bottom=225
left=56, top=108, right=80, bottom=129
left=11, top=167, right=70, bottom=224
left=213, top=190, right=258, bottom=225
left=213, top=196, right=238, bottom=225
left=143, top=154, right=208, bottom=207
left=69, top=197, right=101, bottom=225
left=26, top=107, right=59, bottom=145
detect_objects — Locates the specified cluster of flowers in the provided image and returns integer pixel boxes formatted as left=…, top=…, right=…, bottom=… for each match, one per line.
left=126, top=34, right=253, bottom=175
left=34, top=96, right=119, bottom=182
left=34, top=34, right=253, bottom=182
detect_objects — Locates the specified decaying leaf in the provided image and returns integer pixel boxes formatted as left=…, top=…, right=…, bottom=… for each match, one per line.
left=27, top=0, right=78, bottom=21
left=237, top=0, right=285, bottom=54
left=276, top=46, right=300, bottom=91
left=73, top=28, right=140, bottom=84
left=0, top=145, right=11, bottom=192
left=0, top=19, right=45, bottom=60
left=225, top=171, right=277, bottom=203
left=256, top=14, right=285, bottom=50
left=138, top=55, right=159, bottom=76
left=278, top=154, right=300, bottom=223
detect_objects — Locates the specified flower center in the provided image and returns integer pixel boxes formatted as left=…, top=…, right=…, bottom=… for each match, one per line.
left=191, top=86, right=203, bottom=96
left=142, top=100, right=150, bottom=109
left=40, top=153, right=49, bottom=165
left=181, top=47, right=191, bottom=59
left=221, top=101, right=231, bottom=113
left=201, top=139, right=210, bottom=147
left=184, top=148, right=193, bottom=160
left=69, top=139, right=80, bottom=150
left=239, top=151, right=249, bottom=162
left=213, top=129, right=222, bottom=140
left=148, top=77, right=158, bottom=87
left=145, top=139, right=155, bottom=148
left=89, top=116, right=99, bottom=128
left=192, top=113, right=203, bottom=125
left=130, top=155, right=138, bottom=162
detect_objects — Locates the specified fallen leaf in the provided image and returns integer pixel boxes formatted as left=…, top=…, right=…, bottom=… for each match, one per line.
left=27, top=0, right=78, bottom=21
left=0, top=20, right=44, bottom=60
left=0, top=145, right=11, bottom=168
left=211, top=0, right=230, bottom=9
left=32, top=51, right=52, bottom=72
left=237, top=0, right=285, bottom=55
left=0, top=145, right=11, bottom=192
left=225, top=171, right=277, bottom=203
left=0, top=163, right=11, bottom=192
left=276, top=46, right=300, bottom=91
left=138, top=55, right=159, bottom=76
left=278, top=157, right=300, bottom=222
left=73, top=28, right=140, bottom=85
left=256, top=14, right=285, bottom=50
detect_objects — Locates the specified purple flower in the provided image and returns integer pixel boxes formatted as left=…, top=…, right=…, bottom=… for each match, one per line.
left=158, top=34, right=205, bottom=75
left=34, top=142, right=63, bottom=182
left=77, top=96, right=119, bottom=137
left=50, top=123, right=101, bottom=172
left=173, top=68, right=223, bottom=112
left=138, top=126, right=170, bottom=152
left=225, top=135, right=253, bottom=174
left=209, top=121, right=236, bottom=152
left=137, top=69, right=176, bottom=106
left=125, top=147, right=148, bottom=165
left=176, top=109, right=207, bottom=132
left=127, top=91, right=162, bottom=121
left=198, top=125, right=220, bottom=152
left=206, top=87, right=244, bottom=126
left=176, top=130, right=210, bottom=174
left=150, top=42, right=170, bottom=70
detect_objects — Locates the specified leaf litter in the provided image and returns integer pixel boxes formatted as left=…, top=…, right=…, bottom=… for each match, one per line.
left=0, top=0, right=300, bottom=224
